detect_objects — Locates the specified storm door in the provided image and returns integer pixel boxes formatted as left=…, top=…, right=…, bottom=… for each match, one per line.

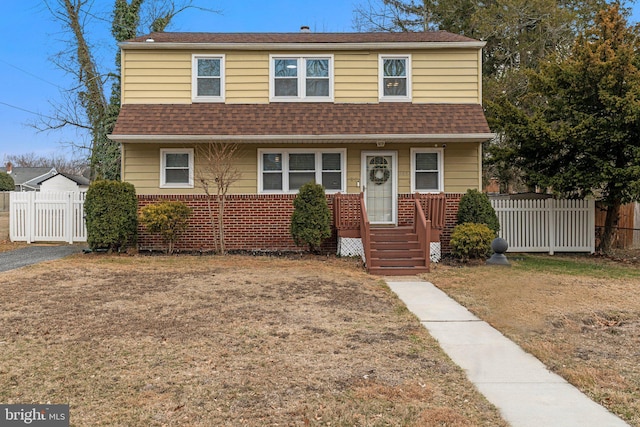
left=362, top=152, right=397, bottom=224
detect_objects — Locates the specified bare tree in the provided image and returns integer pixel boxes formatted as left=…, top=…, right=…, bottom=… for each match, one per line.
left=4, top=152, right=88, bottom=175
left=196, top=143, right=242, bottom=254
left=36, top=0, right=219, bottom=180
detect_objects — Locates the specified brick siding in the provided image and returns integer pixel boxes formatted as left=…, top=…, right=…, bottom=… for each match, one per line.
left=137, top=193, right=461, bottom=254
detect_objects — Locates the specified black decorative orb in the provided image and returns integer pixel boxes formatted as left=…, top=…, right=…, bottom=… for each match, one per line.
left=486, top=237, right=510, bottom=266
left=491, top=237, right=508, bottom=254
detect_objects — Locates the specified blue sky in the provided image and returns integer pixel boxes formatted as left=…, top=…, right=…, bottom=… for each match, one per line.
left=0, top=1, right=638, bottom=164
left=0, top=0, right=356, bottom=163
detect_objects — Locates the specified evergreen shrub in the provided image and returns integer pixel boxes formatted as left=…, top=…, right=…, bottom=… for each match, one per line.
left=139, top=201, right=191, bottom=254
left=0, top=172, right=14, bottom=191
left=84, top=180, right=137, bottom=252
left=290, top=182, right=332, bottom=253
left=457, top=189, right=500, bottom=235
left=450, top=223, right=494, bottom=261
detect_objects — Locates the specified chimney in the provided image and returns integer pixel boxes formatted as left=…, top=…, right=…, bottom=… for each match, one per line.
left=5, top=162, right=12, bottom=174
left=300, top=25, right=311, bottom=33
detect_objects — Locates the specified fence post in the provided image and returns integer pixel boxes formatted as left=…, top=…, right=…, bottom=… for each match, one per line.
left=9, top=192, right=15, bottom=241
left=27, top=192, right=34, bottom=244
left=65, top=192, right=73, bottom=244
left=588, top=199, right=596, bottom=253
left=548, top=198, right=555, bottom=255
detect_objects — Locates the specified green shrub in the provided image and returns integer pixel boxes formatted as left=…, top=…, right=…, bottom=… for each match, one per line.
left=84, top=180, right=138, bottom=252
left=139, top=201, right=191, bottom=254
left=457, top=189, right=500, bottom=235
left=290, top=182, right=332, bottom=253
left=0, top=172, right=14, bottom=191
left=450, top=223, right=495, bottom=261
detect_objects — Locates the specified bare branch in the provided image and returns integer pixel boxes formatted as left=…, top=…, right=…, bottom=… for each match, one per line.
left=196, top=143, right=242, bottom=254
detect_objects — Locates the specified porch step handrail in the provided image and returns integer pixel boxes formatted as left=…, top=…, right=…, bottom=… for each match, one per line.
left=359, top=192, right=372, bottom=269
left=413, top=196, right=432, bottom=271
left=416, top=192, right=446, bottom=241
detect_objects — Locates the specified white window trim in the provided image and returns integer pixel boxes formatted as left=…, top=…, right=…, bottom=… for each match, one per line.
left=379, top=54, right=412, bottom=102
left=160, top=148, right=194, bottom=188
left=411, top=147, right=444, bottom=193
left=192, top=54, right=225, bottom=102
left=269, top=54, right=334, bottom=102
left=258, top=148, right=346, bottom=193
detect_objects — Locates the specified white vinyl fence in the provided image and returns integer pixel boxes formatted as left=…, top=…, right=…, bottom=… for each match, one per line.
left=490, top=198, right=595, bottom=254
left=10, top=192, right=87, bottom=243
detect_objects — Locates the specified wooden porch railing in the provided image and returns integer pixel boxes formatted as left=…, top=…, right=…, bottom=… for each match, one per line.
left=359, top=193, right=372, bottom=266
left=333, top=192, right=446, bottom=241
left=333, top=193, right=362, bottom=238
left=414, top=196, right=432, bottom=272
left=415, top=193, right=446, bottom=242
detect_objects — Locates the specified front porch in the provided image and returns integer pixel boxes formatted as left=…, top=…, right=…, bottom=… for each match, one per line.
left=333, top=193, right=448, bottom=275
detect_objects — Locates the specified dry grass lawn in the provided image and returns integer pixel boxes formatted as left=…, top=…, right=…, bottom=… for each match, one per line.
left=0, top=254, right=507, bottom=426
left=426, top=252, right=640, bottom=426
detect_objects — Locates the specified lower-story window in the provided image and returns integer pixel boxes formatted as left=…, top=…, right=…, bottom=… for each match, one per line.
left=259, top=149, right=345, bottom=193
left=411, top=148, right=443, bottom=192
left=160, top=148, right=194, bottom=188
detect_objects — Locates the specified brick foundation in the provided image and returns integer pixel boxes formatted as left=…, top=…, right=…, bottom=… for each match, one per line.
left=137, top=194, right=337, bottom=253
left=137, top=193, right=462, bottom=254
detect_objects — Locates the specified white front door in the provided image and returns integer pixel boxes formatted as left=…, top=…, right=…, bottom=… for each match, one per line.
left=362, top=152, right=397, bottom=224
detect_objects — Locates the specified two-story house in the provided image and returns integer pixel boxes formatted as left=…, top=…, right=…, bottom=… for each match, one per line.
left=109, top=30, right=494, bottom=274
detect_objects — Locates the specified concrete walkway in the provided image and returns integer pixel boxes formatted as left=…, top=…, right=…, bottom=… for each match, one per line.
left=386, top=280, right=629, bottom=427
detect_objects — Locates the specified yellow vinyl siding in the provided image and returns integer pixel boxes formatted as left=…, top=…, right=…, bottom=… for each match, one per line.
left=225, top=51, right=269, bottom=103
left=122, top=51, right=192, bottom=104
left=334, top=53, right=378, bottom=103
left=412, top=50, right=480, bottom=103
left=442, top=142, right=481, bottom=192
left=121, top=47, right=481, bottom=104
left=123, top=142, right=480, bottom=195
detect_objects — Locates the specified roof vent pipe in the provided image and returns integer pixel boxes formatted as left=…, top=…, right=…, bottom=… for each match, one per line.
left=300, top=25, right=311, bottom=33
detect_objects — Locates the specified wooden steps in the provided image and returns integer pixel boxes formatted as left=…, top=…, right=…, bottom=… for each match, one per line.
left=367, top=226, right=430, bottom=276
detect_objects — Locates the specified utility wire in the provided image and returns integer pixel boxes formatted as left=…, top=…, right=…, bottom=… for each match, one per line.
left=0, top=59, right=64, bottom=90
left=0, top=100, right=58, bottom=122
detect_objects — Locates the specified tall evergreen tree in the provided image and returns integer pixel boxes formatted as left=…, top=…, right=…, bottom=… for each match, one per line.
left=491, top=4, right=640, bottom=252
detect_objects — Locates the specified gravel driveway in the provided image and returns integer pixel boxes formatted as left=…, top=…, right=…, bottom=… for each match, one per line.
left=0, top=245, right=86, bottom=273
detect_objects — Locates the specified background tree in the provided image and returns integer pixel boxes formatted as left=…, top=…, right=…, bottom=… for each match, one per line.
left=196, top=143, right=242, bottom=254
left=4, top=152, right=87, bottom=175
left=0, top=172, right=14, bottom=191
left=353, top=0, right=614, bottom=191
left=38, top=0, right=218, bottom=180
left=491, top=4, right=640, bottom=252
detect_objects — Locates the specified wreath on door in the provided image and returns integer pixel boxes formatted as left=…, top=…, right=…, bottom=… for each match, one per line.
left=369, top=157, right=390, bottom=185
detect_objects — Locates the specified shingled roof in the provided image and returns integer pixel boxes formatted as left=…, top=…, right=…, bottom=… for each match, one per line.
left=125, top=31, right=480, bottom=45
left=110, top=103, right=492, bottom=141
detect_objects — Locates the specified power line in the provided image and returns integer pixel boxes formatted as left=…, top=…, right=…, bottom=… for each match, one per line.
left=0, top=100, right=58, bottom=122
left=0, top=59, right=64, bottom=90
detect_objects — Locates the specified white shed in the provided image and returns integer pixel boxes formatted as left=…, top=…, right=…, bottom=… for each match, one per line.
left=38, top=173, right=90, bottom=192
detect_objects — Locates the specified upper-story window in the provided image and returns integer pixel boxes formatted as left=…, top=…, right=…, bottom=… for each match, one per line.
left=379, top=55, right=411, bottom=101
left=270, top=55, right=333, bottom=101
left=411, top=148, right=443, bottom=193
left=192, top=55, right=225, bottom=102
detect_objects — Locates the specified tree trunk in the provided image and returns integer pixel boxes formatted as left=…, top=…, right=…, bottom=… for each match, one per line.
left=598, top=200, right=621, bottom=254
left=218, top=194, right=225, bottom=254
